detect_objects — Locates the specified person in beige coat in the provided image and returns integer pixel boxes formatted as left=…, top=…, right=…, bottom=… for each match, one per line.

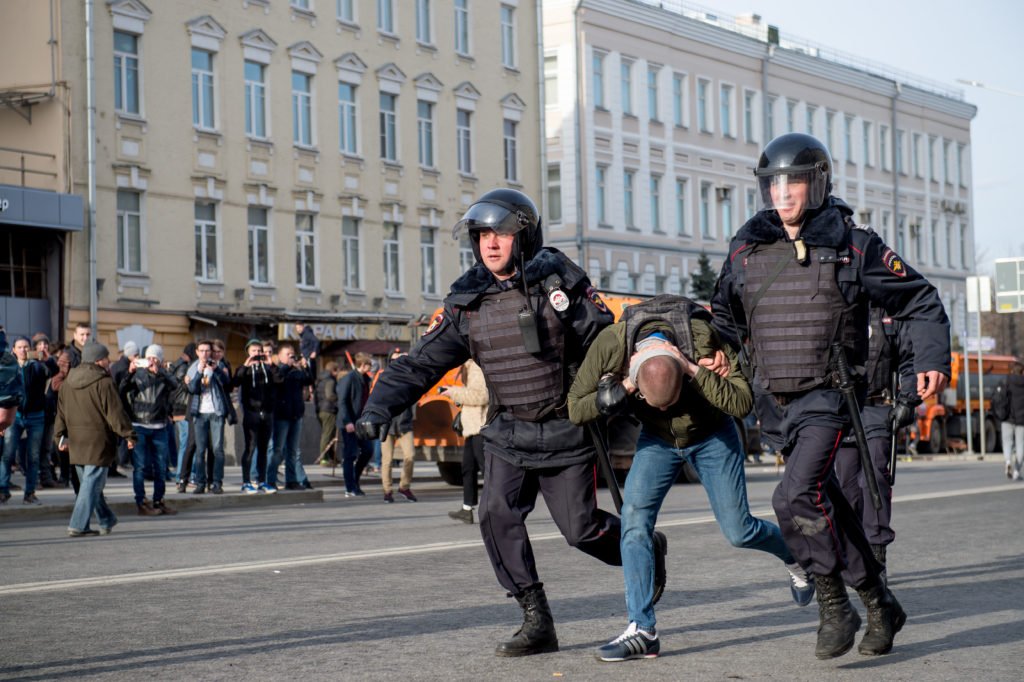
left=442, top=360, right=488, bottom=523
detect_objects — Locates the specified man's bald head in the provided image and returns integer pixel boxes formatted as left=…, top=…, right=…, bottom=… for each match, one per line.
left=636, top=355, right=684, bottom=410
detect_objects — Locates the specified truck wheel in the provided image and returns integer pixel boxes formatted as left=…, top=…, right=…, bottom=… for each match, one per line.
left=929, top=419, right=947, bottom=454
left=437, top=461, right=463, bottom=487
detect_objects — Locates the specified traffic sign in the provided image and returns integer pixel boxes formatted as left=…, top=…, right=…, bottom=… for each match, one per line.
left=966, top=275, right=992, bottom=313
left=994, top=257, right=1024, bottom=313
left=964, top=336, right=996, bottom=352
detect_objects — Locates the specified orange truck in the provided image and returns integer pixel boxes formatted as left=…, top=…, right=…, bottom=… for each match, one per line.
left=916, top=352, right=1019, bottom=454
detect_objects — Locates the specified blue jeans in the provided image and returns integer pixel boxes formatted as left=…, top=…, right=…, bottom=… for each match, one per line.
left=621, top=420, right=794, bottom=630
left=270, top=418, right=306, bottom=486
left=68, top=465, right=117, bottom=532
left=174, top=419, right=189, bottom=479
left=192, top=413, right=225, bottom=486
left=1, top=411, right=45, bottom=496
left=133, top=425, right=170, bottom=505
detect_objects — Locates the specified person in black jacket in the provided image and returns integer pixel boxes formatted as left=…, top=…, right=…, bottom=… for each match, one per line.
left=169, top=343, right=196, bottom=489
left=1004, top=362, right=1024, bottom=480
left=120, top=344, right=179, bottom=516
left=315, top=361, right=339, bottom=465
left=336, top=353, right=375, bottom=496
left=234, top=339, right=276, bottom=493
left=0, top=336, right=58, bottom=505
left=269, top=343, right=314, bottom=491
left=711, top=133, right=950, bottom=660
left=356, top=188, right=645, bottom=658
left=296, top=322, right=320, bottom=386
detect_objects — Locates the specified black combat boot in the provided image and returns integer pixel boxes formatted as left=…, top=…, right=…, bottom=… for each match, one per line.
left=855, top=581, right=906, bottom=656
left=495, top=584, right=559, bottom=657
left=813, top=571, right=861, bottom=660
left=870, top=543, right=888, bottom=586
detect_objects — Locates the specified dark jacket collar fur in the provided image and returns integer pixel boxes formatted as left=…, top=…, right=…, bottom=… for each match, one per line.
left=450, top=248, right=567, bottom=295
left=736, top=197, right=854, bottom=248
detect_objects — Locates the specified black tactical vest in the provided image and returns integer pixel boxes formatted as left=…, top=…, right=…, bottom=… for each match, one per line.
left=742, top=240, right=856, bottom=394
left=621, top=294, right=711, bottom=362
left=468, top=286, right=565, bottom=422
left=865, top=308, right=897, bottom=397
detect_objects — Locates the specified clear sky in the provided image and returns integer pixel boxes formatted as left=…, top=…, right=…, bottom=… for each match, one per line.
left=691, top=0, right=1024, bottom=276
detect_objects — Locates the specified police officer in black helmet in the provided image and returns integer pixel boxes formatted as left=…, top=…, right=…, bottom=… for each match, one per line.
left=357, top=188, right=663, bottom=657
left=711, top=133, right=950, bottom=660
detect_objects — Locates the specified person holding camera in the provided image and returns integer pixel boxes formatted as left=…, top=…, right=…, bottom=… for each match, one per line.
left=184, top=340, right=232, bottom=494
left=119, top=344, right=179, bottom=516
left=234, top=339, right=276, bottom=493
left=269, top=343, right=314, bottom=491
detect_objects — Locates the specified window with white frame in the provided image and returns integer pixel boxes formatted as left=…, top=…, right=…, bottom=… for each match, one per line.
left=786, top=99, right=796, bottom=133
left=596, top=165, right=607, bottom=224
left=825, top=110, right=835, bottom=151
left=295, top=213, right=317, bottom=288
left=650, top=175, right=661, bottom=232
left=194, top=202, right=219, bottom=281
left=547, top=164, right=562, bottom=223
left=416, top=0, right=432, bottom=44
left=700, top=182, right=711, bottom=238
left=621, top=59, right=633, bottom=115
left=960, top=224, right=968, bottom=269
left=339, top=82, right=358, bottom=154
left=881, top=210, right=891, bottom=245
left=500, top=5, right=516, bottom=68
left=378, top=0, right=395, bottom=34
left=420, top=226, right=437, bottom=295
left=743, top=90, right=755, bottom=142
left=383, top=222, right=401, bottom=292
left=342, top=216, right=362, bottom=289
left=291, top=0, right=311, bottom=10
left=593, top=52, right=605, bottom=109
left=721, top=189, right=733, bottom=239
left=957, top=143, right=967, bottom=187
left=930, top=219, right=939, bottom=265
left=805, top=104, right=816, bottom=136
left=244, top=61, right=267, bottom=138
left=114, top=31, right=141, bottom=115
left=880, top=125, right=890, bottom=171
left=116, top=189, right=143, bottom=273
left=745, top=187, right=757, bottom=220
left=457, top=108, right=472, bottom=174
left=247, top=206, right=271, bottom=285
left=503, top=118, right=518, bottom=182
left=720, top=84, right=733, bottom=137
left=647, top=65, right=659, bottom=121
left=928, top=136, right=937, bottom=180
left=765, top=95, right=776, bottom=139
left=672, top=73, right=686, bottom=127
left=914, top=220, right=924, bottom=263
left=913, top=133, right=923, bottom=178
left=337, top=0, right=354, bottom=23
left=292, top=72, right=313, bottom=146
left=697, top=79, right=709, bottom=132
left=943, top=140, right=952, bottom=184
left=544, top=55, right=558, bottom=106
left=417, top=100, right=434, bottom=167
left=896, top=215, right=906, bottom=254
left=946, top=222, right=954, bottom=267
left=896, top=129, right=905, bottom=175
left=675, top=178, right=689, bottom=236
left=191, top=49, right=215, bottom=130
left=380, top=92, right=397, bottom=161
left=624, top=170, right=635, bottom=228
left=454, top=0, right=470, bottom=55
left=863, top=121, right=873, bottom=167
left=459, top=235, right=474, bottom=272
left=843, top=115, right=853, bottom=162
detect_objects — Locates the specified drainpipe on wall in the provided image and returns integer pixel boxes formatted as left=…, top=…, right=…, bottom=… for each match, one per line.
left=85, top=0, right=98, bottom=335
left=892, top=81, right=901, bottom=249
left=536, top=0, right=547, bottom=222
left=573, top=1, right=585, bottom=267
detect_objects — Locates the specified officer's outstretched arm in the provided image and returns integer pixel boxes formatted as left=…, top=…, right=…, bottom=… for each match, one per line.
left=709, top=250, right=743, bottom=352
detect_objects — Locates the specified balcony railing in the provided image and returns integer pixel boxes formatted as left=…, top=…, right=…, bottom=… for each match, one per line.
left=0, top=145, right=58, bottom=191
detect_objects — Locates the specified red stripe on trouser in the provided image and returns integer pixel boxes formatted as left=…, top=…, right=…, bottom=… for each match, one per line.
left=814, top=429, right=844, bottom=567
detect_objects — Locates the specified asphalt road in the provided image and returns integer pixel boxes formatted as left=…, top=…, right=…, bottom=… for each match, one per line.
left=1, top=458, right=1021, bottom=681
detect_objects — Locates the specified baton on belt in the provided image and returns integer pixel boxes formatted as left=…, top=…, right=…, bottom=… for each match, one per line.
left=587, top=421, right=623, bottom=513
left=888, top=367, right=899, bottom=485
left=832, top=343, right=883, bottom=511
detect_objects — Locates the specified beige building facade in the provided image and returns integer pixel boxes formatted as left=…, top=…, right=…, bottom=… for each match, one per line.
left=543, top=0, right=977, bottom=337
left=0, top=0, right=542, bottom=360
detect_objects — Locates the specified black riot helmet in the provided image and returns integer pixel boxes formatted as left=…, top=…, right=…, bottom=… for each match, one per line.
left=452, top=188, right=543, bottom=268
left=754, top=133, right=833, bottom=219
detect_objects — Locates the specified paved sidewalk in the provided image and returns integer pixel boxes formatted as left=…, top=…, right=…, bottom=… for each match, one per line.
left=0, top=462, right=444, bottom=523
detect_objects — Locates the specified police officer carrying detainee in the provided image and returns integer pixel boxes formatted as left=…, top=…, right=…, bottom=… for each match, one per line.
left=833, top=308, right=919, bottom=585
left=356, top=189, right=665, bottom=657
left=567, top=295, right=816, bottom=662
left=710, top=133, right=950, bottom=659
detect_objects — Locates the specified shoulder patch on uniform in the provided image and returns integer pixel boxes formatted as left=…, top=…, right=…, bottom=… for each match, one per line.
left=882, top=249, right=907, bottom=278
left=586, top=286, right=609, bottom=314
left=422, top=312, right=444, bottom=336
left=853, top=223, right=876, bottom=234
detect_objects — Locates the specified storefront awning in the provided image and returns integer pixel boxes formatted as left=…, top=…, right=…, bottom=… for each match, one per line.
left=0, top=184, right=83, bottom=232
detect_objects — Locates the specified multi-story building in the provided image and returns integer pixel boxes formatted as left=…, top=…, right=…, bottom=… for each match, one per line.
left=543, top=0, right=977, bottom=336
left=0, top=0, right=541, bottom=359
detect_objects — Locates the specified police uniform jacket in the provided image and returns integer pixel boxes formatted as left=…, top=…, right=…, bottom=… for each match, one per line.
left=362, top=248, right=613, bottom=469
left=567, top=318, right=752, bottom=449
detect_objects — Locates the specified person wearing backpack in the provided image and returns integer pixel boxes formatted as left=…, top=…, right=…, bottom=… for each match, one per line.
left=1003, top=363, right=1024, bottom=480
left=567, top=294, right=816, bottom=662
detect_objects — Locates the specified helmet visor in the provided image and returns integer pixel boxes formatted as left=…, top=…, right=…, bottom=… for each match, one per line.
left=451, top=202, right=524, bottom=240
left=756, top=169, right=828, bottom=214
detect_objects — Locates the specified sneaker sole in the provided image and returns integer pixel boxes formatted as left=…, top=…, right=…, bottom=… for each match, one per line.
left=598, top=652, right=659, bottom=662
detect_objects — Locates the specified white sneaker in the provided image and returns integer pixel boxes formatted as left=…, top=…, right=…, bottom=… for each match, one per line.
left=785, top=562, right=815, bottom=606
left=1014, top=470, right=1021, bottom=481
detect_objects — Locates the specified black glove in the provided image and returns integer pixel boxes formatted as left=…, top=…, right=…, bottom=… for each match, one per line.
left=355, top=411, right=391, bottom=440
left=596, top=374, right=630, bottom=416
left=889, top=401, right=916, bottom=430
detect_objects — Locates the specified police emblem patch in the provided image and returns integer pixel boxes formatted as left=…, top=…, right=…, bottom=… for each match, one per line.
left=586, top=287, right=609, bottom=314
left=423, top=312, right=444, bottom=336
left=882, top=249, right=907, bottom=278
left=548, top=288, right=570, bottom=312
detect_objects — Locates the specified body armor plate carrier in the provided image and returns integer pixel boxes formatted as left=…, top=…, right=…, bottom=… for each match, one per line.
left=621, top=294, right=711, bottom=363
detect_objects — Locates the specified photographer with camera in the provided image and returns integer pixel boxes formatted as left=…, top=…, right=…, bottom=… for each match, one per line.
left=184, top=340, right=232, bottom=494
left=234, top=339, right=276, bottom=493
left=269, top=343, right=314, bottom=491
